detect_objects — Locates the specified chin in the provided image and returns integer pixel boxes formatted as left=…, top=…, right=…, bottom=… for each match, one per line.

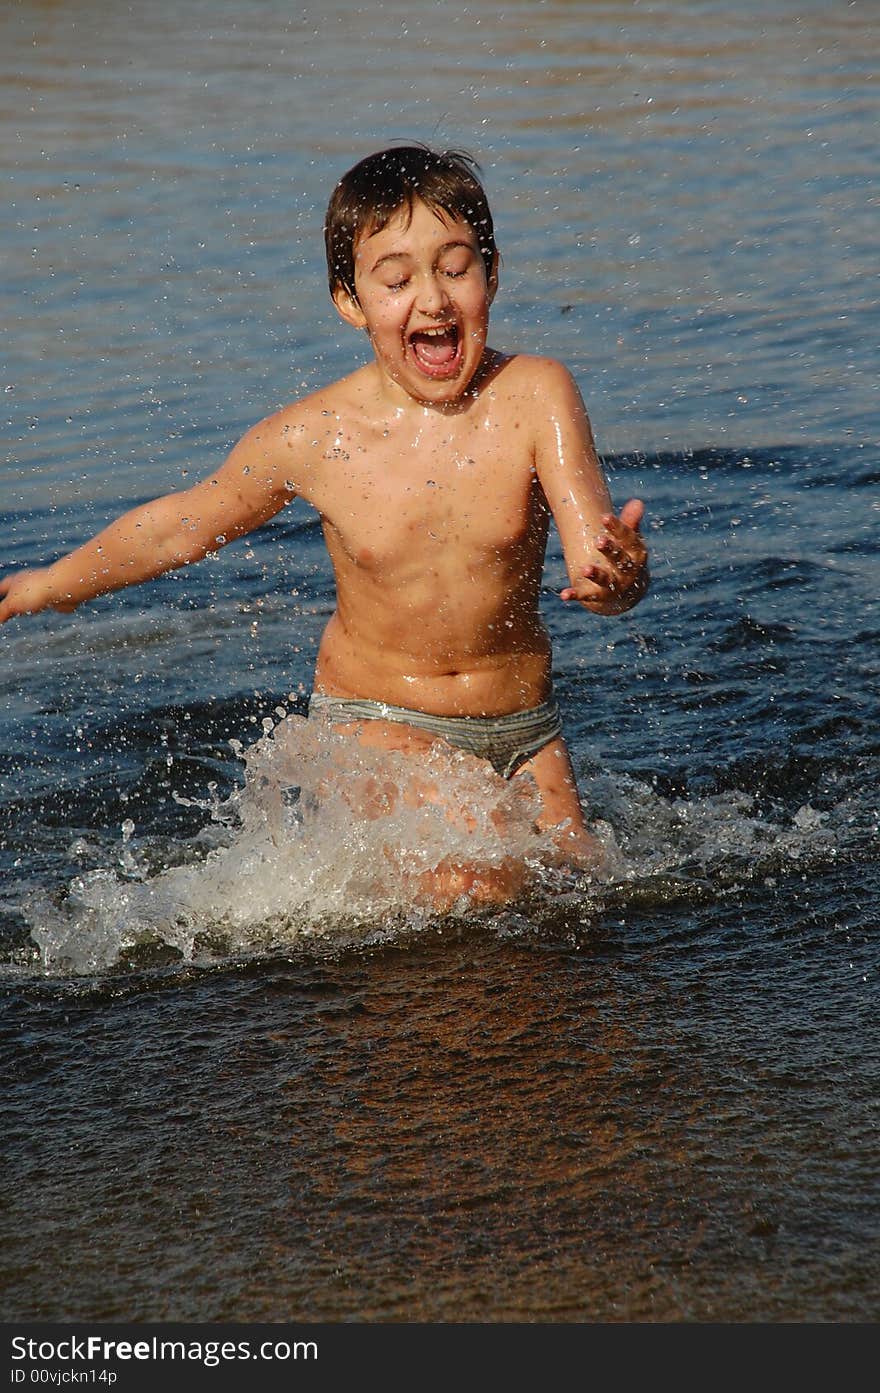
left=403, top=353, right=480, bottom=404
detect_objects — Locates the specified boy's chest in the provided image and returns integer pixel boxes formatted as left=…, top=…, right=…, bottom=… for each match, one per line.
left=308, top=424, right=545, bottom=565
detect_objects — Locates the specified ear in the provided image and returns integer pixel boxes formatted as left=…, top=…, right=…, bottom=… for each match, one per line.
left=487, top=251, right=500, bottom=306
left=332, top=285, right=367, bottom=331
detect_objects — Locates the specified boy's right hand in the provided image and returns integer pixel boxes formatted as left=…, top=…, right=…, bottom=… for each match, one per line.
left=0, top=568, right=77, bottom=625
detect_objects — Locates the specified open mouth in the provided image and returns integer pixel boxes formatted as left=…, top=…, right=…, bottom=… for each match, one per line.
left=407, top=323, right=462, bottom=378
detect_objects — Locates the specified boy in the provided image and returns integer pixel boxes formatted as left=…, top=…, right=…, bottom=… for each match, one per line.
left=0, top=144, right=648, bottom=872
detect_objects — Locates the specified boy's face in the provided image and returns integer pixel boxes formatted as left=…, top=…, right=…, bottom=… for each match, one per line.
left=333, top=197, right=498, bottom=407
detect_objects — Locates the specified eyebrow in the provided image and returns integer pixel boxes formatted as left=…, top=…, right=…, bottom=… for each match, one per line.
left=367, top=240, right=476, bottom=275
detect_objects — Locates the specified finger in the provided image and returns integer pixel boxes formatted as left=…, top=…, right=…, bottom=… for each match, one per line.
left=598, top=536, right=648, bottom=581
left=599, top=520, right=648, bottom=569
left=600, top=512, right=647, bottom=551
left=616, top=498, right=645, bottom=532
left=565, top=550, right=649, bottom=598
left=560, top=565, right=616, bottom=602
left=596, top=534, right=630, bottom=567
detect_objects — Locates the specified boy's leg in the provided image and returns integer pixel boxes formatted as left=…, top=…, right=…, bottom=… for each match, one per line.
left=514, top=736, right=601, bottom=865
left=319, top=716, right=528, bottom=907
left=319, top=715, right=590, bottom=841
left=314, top=716, right=600, bottom=893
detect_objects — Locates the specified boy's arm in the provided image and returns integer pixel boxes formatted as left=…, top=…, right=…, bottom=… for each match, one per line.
left=0, top=412, right=297, bottom=625
left=532, top=359, right=649, bottom=615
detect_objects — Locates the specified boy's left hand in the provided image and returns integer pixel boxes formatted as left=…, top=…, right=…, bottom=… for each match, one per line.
left=560, top=498, right=650, bottom=614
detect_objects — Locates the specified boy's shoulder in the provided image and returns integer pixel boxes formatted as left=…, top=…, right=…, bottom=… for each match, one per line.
left=489, top=349, right=578, bottom=384
left=256, top=367, right=367, bottom=439
left=483, top=350, right=583, bottom=404
left=254, top=355, right=582, bottom=446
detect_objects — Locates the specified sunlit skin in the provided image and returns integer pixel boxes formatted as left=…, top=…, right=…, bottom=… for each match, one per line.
left=0, top=196, right=649, bottom=887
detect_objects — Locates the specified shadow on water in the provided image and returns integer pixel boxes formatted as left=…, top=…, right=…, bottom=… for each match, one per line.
left=2, top=853, right=877, bottom=1322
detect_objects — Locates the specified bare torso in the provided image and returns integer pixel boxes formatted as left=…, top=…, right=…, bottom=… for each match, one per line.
left=289, top=351, right=556, bottom=716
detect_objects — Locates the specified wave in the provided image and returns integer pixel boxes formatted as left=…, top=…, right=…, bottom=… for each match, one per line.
left=3, top=707, right=868, bottom=981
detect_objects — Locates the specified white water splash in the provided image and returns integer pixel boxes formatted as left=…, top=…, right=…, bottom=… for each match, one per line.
left=23, top=713, right=618, bottom=975
left=18, top=713, right=863, bottom=978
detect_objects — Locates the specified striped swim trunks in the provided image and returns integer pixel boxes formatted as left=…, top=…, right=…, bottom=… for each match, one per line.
left=308, top=693, right=563, bottom=780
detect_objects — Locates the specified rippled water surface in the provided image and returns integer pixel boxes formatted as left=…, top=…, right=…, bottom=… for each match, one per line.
left=1, top=0, right=878, bottom=1323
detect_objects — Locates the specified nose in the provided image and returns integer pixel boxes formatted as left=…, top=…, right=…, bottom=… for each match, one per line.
left=414, top=272, right=449, bottom=316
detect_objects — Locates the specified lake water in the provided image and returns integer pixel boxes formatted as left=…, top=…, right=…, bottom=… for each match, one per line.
left=1, top=0, right=878, bottom=1326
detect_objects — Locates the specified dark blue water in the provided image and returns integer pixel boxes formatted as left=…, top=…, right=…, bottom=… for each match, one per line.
left=1, top=0, right=878, bottom=1323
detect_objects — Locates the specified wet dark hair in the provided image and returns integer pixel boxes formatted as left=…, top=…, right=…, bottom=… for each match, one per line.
left=324, top=143, right=497, bottom=299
